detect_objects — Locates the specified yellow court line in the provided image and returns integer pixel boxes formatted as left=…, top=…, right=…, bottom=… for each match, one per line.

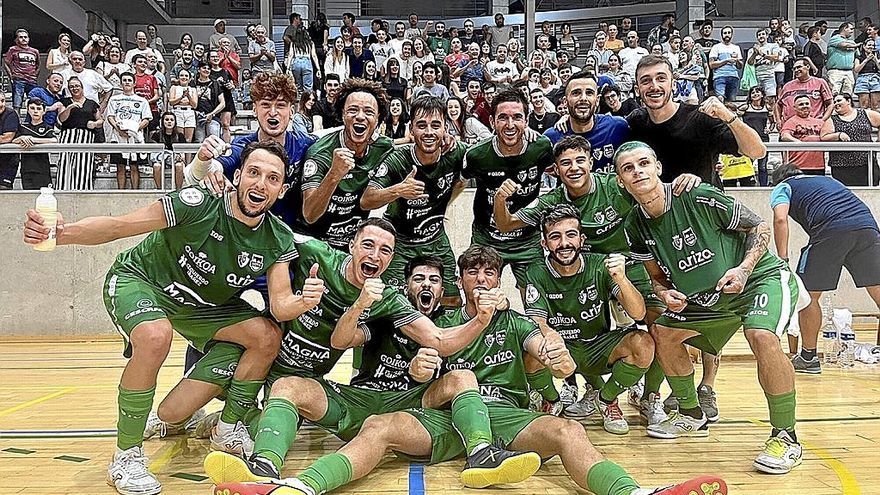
left=748, top=418, right=861, bottom=495
left=149, top=437, right=188, bottom=472
left=0, top=387, right=79, bottom=418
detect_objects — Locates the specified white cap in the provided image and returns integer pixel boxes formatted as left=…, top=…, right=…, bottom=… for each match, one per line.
left=214, top=19, right=226, bottom=27
left=40, top=187, right=54, bottom=195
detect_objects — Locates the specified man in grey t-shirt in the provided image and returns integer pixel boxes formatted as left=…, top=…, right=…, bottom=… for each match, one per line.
left=248, top=25, right=277, bottom=73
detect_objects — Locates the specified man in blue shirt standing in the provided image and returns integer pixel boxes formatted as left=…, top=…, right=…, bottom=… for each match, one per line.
left=26, top=73, right=65, bottom=127
left=771, top=163, right=880, bottom=374
left=544, top=72, right=630, bottom=174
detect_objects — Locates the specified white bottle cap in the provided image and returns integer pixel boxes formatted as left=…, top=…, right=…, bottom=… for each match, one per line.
left=40, top=187, right=54, bottom=195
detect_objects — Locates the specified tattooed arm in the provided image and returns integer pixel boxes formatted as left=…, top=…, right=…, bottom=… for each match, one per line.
left=715, top=204, right=770, bottom=294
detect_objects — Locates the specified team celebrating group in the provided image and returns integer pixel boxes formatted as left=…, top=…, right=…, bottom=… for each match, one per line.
left=23, top=52, right=805, bottom=495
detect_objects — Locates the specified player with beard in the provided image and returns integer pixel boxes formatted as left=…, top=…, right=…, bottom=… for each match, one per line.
left=362, top=96, right=467, bottom=306
left=495, top=136, right=701, bottom=423
left=23, top=142, right=316, bottom=495
left=544, top=72, right=631, bottom=173
left=299, top=78, right=394, bottom=250
left=615, top=141, right=802, bottom=475
left=203, top=219, right=534, bottom=487
left=214, top=246, right=728, bottom=495
left=521, top=203, right=653, bottom=435
left=463, top=88, right=553, bottom=297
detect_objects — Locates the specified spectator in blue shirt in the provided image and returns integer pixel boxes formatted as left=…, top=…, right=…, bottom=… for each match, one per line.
left=26, top=73, right=65, bottom=126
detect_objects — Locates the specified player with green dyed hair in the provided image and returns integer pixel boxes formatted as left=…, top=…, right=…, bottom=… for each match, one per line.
left=615, top=140, right=803, bottom=475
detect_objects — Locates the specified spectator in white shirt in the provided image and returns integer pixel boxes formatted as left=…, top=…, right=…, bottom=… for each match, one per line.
left=484, top=44, right=517, bottom=84
left=709, top=26, right=743, bottom=102
left=209, top=19, right=242, bottom=52
left=124, top=30, right=164, bottom=72
left=619, top=31, right=649, bottom=78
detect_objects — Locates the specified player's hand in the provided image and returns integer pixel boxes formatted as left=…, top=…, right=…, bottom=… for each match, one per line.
left=409, top=347, right=443, bottom=382
left=196, top=135, right=229, bottom=162
left=23, top=209, right=64, bottom=245
left=659, top=289, right=688, bottom=312
left=200, top=169, right=234, bottom=197
left=716, top=267, right=748, bottom=294
left=354, top=277, right=385, bottom=310
left=540, top=331, right=572, bottom=373
left=301, top=263, right=325, bottom=309
left=671, top=173, right=702, bottom=196
left=474, top=289, right=497, bottom=323
left=396, top=167, right=428, bottom=200
left=440, top=133, right=456, bottom=154
left=329, top=148, right=356, bottom=179
left=485, top=287, right=509, bottom=310
left=604, top=253, right=627, bottom=281
left=495, top=178, right=520, bottom=201
left=523, top=127, right=540, bottom=143
left=699, top=96, right=736, bottom=123
left=553, top=116, right=569, bottom=133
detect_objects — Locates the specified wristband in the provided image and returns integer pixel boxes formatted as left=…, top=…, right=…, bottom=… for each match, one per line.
left=724, top=114, right=738, bottom=125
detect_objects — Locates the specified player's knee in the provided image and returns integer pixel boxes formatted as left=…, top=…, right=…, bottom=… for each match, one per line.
left=247, top=319, right=282, bottom=358
left=626, top=331, right=655, bottom=367
left=268, top=376, right=304, bottom=403
left=131, top=322, right=173, bottom=356
left=553, top=418, right=587, bottom=449
left=156, top=400, right=191, bottom=424
left=444, top=369, right=479, bottom=392
left=745, top=330, right=783, bottom=355
left=358, top=414, right=397, bottom=445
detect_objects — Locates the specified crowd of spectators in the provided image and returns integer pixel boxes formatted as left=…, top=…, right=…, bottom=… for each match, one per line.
left=3, top=11, right=880, bottom=190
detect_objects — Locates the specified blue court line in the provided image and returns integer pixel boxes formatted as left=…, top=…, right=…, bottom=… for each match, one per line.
left=408, top=463, right=425, bottom=495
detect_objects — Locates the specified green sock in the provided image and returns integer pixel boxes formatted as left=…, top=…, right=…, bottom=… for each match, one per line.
left=220, top=379, right=263, bottom=424
left=526, top=368, right=560, bottom=402
left=641, top=358, right=665, bottom=400
left=254, top=397, right=300, bottom=471
left=243, top=404, right=262, bottom=438
left=117, top=386, right=156, bottom=450
left=586, top=460, right=640, bottom=495
left=352, top=346, right=363, bottom=370
left=588, top=374, right=606, bottom=390
left=600, top=361, right=648, bottom=403
left=666, top=372, right=699, bottom=410
left=451, top=390, right=493, bottom=453
left=298, top=453, right=353, bottom=494
left=766, top=390, right=797, bottom=432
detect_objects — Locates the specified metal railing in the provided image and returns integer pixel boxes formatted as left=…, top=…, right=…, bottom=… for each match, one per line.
left=765, top=141, right=880, bottom=186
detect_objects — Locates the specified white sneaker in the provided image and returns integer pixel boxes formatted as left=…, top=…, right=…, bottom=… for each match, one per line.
left=193, top=410, right=220, bottom=439
left=639, top=392, right=669, bottom=426
left=183, top=408, right=207, bottom=433
left=211, top=420, right=254, bottom=456
left=596, top=397, right=630, bottom=435
left=559, top=381, right=578, bottom=407
left=754, top=430, right=803, bottom=474
left=564, top=385, right=598, bottom=419
left=627, top=378, right=645, bottom=408
left=646, top=410, right=709, bottom=439
left=107, top=446, right=161, bottom=495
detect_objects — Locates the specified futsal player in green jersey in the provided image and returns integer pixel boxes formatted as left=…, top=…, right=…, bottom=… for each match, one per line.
left=23, top=142, right=320, bottom=495
left=204, top=219, right=535, bottom=487
left=298, top=78, right=394, bottom=250
left=463, top=87, right=554, bottom=292
left=522, top=203, right=654, bottom=435
left=215, top=245, right=729, bottom=495
left=362, top=95, right=467, bottom=307
left=495, top=135, right=700, bottom=424
left=615, top=141, right=802, bottom=474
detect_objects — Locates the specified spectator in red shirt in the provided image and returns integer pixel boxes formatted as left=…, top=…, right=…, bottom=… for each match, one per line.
left=3, top=28, right=40, bottom=109
left=780, top=95, right=826, bottom=174
left=218, top=37, right=242, bottom=85
left=343, top=12, right=362, bottom=38
left=776, top=57, right=833, bottom=125
left=132, top=54, right=161, bottom=135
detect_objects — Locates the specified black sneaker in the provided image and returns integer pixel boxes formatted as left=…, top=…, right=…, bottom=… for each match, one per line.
left=203, top=451, right=280, bottom=485
left=460, top=442, right=541, bottom=488
left=791, top=354, right=822, bottom=374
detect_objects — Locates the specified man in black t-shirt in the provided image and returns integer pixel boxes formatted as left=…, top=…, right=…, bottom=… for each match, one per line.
left=0, top=95, right=21, bottom=189
left=14, top=98, right=57, bottom=189
left=315, top=74, right=343, bottom=128
left=527, top=87, right=559, bottom=133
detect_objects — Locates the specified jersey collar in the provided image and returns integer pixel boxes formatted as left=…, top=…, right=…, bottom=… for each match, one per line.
left=224, top=190, right=266, bottom=230
left=562, top=174, right=597, bottom=202
left=491, top=135, right=527, bottom=157
left=638, top=183, right=674, bottom=219
left=545, top=253, right=586, bottom=278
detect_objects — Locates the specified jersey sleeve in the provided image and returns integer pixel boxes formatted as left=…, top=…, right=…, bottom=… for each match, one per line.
left=512, top=313, right=542, bottom=353
left=701, top=112, right=739, bottom=156
left=691, top=185, right=742, bottom=231
left=769, top=183, right=792, bottom=209
left=523, top=272, right=551, bottom=319
left=513, top=191, right=552, bottom=226
left=301, top=145, right=331, bottom=191
left=369, top=289, right=423, bottom=328
left=368, top=147, right=407, bottom=190
left=274, top=224, right=299, bottom=264
left=624, top=214, right=653, bottom=261
left=159, top=187, right=216, bottom=228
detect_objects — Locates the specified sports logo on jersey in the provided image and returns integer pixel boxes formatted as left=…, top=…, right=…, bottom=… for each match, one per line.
left=525, top=284, right=539, bottom=304
left=303, top=159, right=318, bottom=178
left=528, top=166, right=538, bottom=179
left=594, top=210, right=606, bottom=223
left=578, top=290, right=589, bottom=305
left=374, top=163, right=388, bottom=178
left=137, top=299, right=155, bottom=309
left=179, top=187, right=204, bottom=206
left=586, top=285, right=598, bottom=301
left=683, top=228, right=697, bottom=246
left=238, top=251, right=251, bottom=269
left=691, top=291, right=721, bottom=308
left=672, top=234, right=684, bottom=251
left=517, top=170, right=528, bottom=182
left=605, top=206, right=618, bottom=222
left=249, top=254, right=264, bottom=272
left=484, top=333, right=496, bottom=347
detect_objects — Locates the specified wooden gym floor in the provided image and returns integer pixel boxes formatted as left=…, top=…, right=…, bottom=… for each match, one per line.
left=0, top=335, right=878, bottom=495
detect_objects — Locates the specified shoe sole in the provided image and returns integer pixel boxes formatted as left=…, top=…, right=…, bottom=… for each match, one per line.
left=460, top=451, right=541, bottom=488
left=646, top=428, right=710, bottom=439
left=659, top=475, right=728, bottom=495
left=604, top=426, right=630, bottom=435
left=704, top=412, right=720, bottom=423
left=106, top=477, right=161, bottom=495
left=753, top=457, right=802, bottom=475
left=214, top=483, right=305, bottom=495
left=563, top=409, right=596, bottom=419
left=794, top=368, right=822, bottom=375
left=204, top=451, right=271, bottom=485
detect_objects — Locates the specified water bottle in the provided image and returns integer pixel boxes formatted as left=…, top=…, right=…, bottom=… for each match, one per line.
left=839, top=325, right=856, bottom=368
left=33, top=187, right=57, bottom=252
left=821, top=294, right=838, bottom=365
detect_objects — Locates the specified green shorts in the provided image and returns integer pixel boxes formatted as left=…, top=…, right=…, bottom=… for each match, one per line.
left=312, top=379, right=432, bottom=441
left=185, top=341, right=245, bottom=388
left=103, top=270, right=263, bottom=356
left=400, top=402, right=544, bottom=465
left=625, top=261, right=665, bottom=310
left=568, top=327, right=639, bottom=378
left=383, top=233, right=460, bottom=298
left=655, top=267, right=799, bottom=355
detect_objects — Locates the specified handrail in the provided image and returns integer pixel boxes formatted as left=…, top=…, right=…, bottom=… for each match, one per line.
left=0, top=144, right=166, bottom=154
left=765, top=142, right=880, bottom=151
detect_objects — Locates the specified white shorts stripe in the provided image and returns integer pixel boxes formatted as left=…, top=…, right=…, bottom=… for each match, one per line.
left=774, top=269, right=794, bottom=338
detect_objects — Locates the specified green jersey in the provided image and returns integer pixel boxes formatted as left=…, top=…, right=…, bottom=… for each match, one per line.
left=276, top=237, right=422, bottom=377
left=523, top=253, right=620, bottom=342
left=113, top=187, right=297, bottom=307
left=298, top=130, right=395, bottom=249
left=462, top=136, right=553, bottom=256
left=351, top=307, right=445, bottom=392
left=427, top=36, right=451, bottom=59
left=369, top=141, right=466, bottom=245
left=436, top=308, right=541, bottom=409
left=625, top=184, right=786, bottom=308
left=516, top=172, right=636, bottom=255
